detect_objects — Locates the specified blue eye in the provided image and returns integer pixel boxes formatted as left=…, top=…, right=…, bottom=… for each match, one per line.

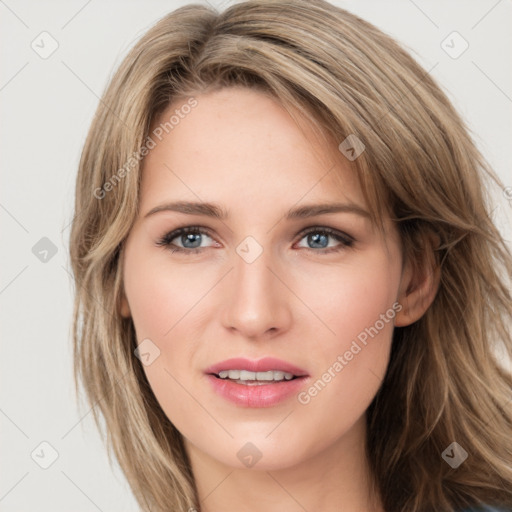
left=156, top=227, right=216, bottom=254
left=297, top=227, right=354, bottom=252
left=156, top=226, right=354, bottom=255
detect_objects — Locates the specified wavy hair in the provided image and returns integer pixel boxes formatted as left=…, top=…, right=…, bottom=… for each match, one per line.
left=69, top=1, right=512, bottom=510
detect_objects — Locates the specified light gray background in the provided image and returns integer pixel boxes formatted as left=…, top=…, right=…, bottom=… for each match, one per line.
left=1, top=1, right=511, bottom=510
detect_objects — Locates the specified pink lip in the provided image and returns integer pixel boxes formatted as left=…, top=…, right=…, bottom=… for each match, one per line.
left=204, top=357, right=309, bottom=408
left=204, top=357, right=308, bottom=376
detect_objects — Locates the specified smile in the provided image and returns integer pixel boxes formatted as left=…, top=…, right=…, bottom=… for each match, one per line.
left=215, top=369, right=296, bottom=384
left=204, top=357, right=309, bottom=407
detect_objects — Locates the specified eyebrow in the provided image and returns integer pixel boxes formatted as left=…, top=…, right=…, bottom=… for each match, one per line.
left=144, top=201, right=371, bottom=221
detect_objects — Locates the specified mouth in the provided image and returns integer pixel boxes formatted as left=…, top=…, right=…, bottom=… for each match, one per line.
left=204, top=357, right=309, bottom=407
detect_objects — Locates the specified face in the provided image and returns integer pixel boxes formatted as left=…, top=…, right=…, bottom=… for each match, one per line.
left=120, top=86, right=408, bottom=472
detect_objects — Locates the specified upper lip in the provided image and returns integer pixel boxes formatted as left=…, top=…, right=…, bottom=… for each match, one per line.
left=205, top=357, right=308, bottom=377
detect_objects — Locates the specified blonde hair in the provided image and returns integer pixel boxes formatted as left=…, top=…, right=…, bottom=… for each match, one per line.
left=69, top=1, right=512, bottom=510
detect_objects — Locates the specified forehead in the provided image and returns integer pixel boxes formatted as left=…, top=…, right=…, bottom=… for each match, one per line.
left=140, top=87, right=364, bottom=216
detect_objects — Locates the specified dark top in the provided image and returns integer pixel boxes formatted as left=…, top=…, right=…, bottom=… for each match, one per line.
left=461, top=506, right=511, bottom=512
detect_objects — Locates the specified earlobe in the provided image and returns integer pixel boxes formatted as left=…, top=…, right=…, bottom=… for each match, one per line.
left=394, top=236, right=441, bottom=328
left=119, top=292, right=131, bottom=318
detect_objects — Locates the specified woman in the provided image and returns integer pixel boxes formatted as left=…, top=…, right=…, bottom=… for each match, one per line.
left=69, top=1, right=512, bottom=510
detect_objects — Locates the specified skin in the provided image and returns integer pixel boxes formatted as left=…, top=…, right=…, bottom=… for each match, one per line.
left=120, top=86, right=439, bottom=512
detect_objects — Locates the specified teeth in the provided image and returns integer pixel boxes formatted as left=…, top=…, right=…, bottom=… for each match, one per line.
left=228, top=370, right=240, bottom=380
left=217, top=370, right=295, bottom=381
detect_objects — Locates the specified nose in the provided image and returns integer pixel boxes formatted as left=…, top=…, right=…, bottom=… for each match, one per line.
left=220, top=241, right=293, bottom=340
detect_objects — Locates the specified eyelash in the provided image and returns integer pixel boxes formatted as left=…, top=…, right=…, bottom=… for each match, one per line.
left=155, top=225, right=355, bottom=255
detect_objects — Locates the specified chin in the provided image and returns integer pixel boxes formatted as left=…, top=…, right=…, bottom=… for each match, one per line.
left=206, top=437, right=312, bottom=472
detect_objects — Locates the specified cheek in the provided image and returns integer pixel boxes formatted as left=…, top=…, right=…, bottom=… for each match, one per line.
left=123, top=249, right=211, bottom=436
left=123, top=247, right=210, bottom=341
left=290, top=250, right=400, bottom=421
left=293, top=248, right=401, bottom=348
left=122, top=243, right=225, bottom=372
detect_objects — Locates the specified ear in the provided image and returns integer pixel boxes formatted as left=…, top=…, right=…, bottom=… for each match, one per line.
left=119, top=291, right=131, bottom=318
left=117, top=243, right=131, bottom=318
left=394, top=231, right=441, bottom=327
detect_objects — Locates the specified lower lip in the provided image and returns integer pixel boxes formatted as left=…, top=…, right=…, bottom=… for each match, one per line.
left=206, top=374, right=308, bottom=407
